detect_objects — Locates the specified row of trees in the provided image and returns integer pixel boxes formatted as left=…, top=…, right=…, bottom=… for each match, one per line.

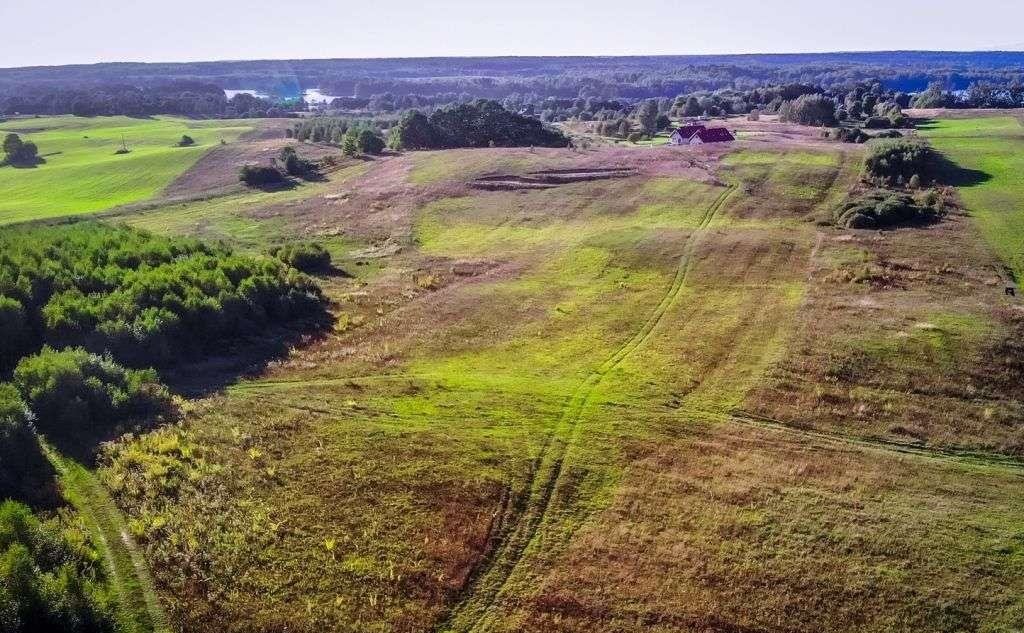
left=0, top=83, right=299, bottom=118
left=387, top=100, right=567, bottom=150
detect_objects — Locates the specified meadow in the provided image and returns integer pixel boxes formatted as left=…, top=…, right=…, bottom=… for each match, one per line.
left=2, top=112, right=1023, bottom=632
left=0, top=116, right=252, bottom=223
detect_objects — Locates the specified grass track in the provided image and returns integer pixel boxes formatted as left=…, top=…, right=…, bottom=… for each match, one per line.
left=439, top=182, right=738, bottom=633
left=42, top=442, right=169, bottom=633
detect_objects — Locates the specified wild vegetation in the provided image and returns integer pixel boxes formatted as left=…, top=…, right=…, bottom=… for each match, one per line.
left=0, top=223, right=324, bottom=369
left=388, top=100, right=567, bottom=149
left=2, top=134, right=42, bottom=167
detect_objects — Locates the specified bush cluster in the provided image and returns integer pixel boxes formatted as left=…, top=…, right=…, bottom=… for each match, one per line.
left=279, top=147, right=320, bottom=179
left=863, top=138, right=937, bottom=186
left=0, top=222, right=324, bottom=369
left=239, top=164, right=287, bottom=188
left=0, top=500, right=118, bottom=632
left=835, top=190, right=943, bottom=229
left=12, top=347, right=170, bottom=442
left=268, top=242, right=332, bottom=273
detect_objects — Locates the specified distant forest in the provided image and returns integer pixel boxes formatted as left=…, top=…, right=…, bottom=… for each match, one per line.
left=2, top=52, right=1023, bottom=118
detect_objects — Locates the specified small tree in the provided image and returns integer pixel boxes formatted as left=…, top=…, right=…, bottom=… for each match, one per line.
left=2, top=133, right=40, bottom=167
left=342, top=130, right=359, bottom=157
left=357, top=129, right=385, bottom=155
left=178, top=134, right=195, bottom=147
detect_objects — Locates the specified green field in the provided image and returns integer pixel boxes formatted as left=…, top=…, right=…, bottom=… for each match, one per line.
left=3, top=113, right=1023, bottom=632
left=922, top=116, right=1024, bottom=280
left=0, top=116, right=252, bottom=224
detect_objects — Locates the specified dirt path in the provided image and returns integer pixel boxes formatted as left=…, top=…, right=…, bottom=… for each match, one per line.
left=43, top=443, right=169, bottom=633
left=436, top=182, right=738, bottom=633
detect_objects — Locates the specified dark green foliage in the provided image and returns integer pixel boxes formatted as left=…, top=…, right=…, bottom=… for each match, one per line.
left=2, top=134, right=41, bottom=167
left=177, top=135, right=195, bottom=147
left=0, top=385, right=50, bottom=505
left=269, top=242, right=332, bottom=273
left=356, top=129, right=385, bottom=155
left=835, top=190, right=942, bottom=229
left=388, top=111, right=442, bottom=150
left=0, top=223, right=324, bottom=368
left=0, top=500, right=118, bottom=633
left=863, top=138, right=937, bottom=186
left=778, top=94, right=837, bottom=127
left=12, top=347, right=169, bottom=442
left=279, top=147, right=319, bottom=180
left=634, top=99, right=660, bottom=135
left=0, top=296, right=30, bottom=371
left=831, top=127, right=870, bottom=143
left=389, top=101, right=566, bottom=150
left=239, top=164, right=287, bottom=188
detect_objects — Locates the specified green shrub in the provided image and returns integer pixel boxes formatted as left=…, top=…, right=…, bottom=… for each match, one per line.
left=177, top=135, right=195, bottom=147
left=1, top=134, right=41, bottom=167
left=0, top=223, right=324, bottom=367
left=0, top=296, right=30, bottom=371
left=356, top=129, right=385, bottom=155
left=239, top=164, right=286, bottom=188
left=863, top=138, right=937, bottom=186
left=268, top=242, right=332, bottom=273
left=0, top=500, right=118, bottom=632
left=0, top=384, right=49, bottom=505
left=279, top=147, right=319, bottom=179
left=12, top=347, right=170, bottom=442
left=835, top=190, right=943, bottom=229
left=778, top=94, right=837, bottom=127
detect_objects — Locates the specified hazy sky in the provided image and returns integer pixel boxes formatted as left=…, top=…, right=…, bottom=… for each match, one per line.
left=2, top=0, right=1023, bottom=67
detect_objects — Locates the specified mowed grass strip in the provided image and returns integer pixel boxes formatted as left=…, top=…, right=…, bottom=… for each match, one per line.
left=922, top=116, right=1024, bottom=279
left=0, top=116, right=252, bottom=224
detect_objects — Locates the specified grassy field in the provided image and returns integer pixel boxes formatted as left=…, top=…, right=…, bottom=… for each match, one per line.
left=6, top=114, right=1019, bottom=632
left=0, top=116, right=252, bottom=223
left=921, top=116, right=1024, bottom=280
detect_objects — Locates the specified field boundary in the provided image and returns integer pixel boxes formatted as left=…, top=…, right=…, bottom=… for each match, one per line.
left=42, top=441, right=170, bottom=633
left=437, top=182, right=737, bottom=633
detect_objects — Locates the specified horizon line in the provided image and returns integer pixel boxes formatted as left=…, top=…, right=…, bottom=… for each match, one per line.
left=3, top=48, right=1024, bottom=71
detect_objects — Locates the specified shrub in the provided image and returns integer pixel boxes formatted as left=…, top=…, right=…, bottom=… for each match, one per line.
left=279, top=147, right=319, bottom=180
left=778, top=94, right=837, bottom=127
left=12, top=347, right=170, bottom=441
left=356, top=129, right=385, bottom=155
left=0, top=384, right=48, bottom=504
left=0, top=296, right=30, bottom=371
left=0, top=500, right=118, bottom=632
left=0, top=223, right=325, bottom=367
left=177, top=135, right=195, bottom=147
left=239, top=164, right=286, bottom=188
left=269, top=242, right=332, bottom=273
left=863, top=138, right=937, bottom=186
left=835, top=190, right=943, bottom=229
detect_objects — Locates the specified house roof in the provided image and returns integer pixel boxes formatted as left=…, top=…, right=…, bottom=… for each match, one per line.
left=693, top=127, right=735, bottom=143
left=672, top=124, right=705, bottom=139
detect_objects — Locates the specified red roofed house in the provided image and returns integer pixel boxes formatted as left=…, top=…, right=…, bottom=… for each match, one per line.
left=688, top=127, right=735, bottom=144
left=669, top=124, right=705, bottom=145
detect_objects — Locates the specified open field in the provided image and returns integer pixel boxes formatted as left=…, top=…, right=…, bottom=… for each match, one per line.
left=3, top=112, right=1023, bottom=632
left=0, top=116, right=254, bottom=223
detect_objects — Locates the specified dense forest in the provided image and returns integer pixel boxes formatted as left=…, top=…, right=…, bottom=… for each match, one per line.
left=2, top=52, right=1023, bottom=118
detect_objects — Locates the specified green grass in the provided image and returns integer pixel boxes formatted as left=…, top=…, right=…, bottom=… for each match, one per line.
left=43, top=441, right=169, bottom=633
left=0, top=116, right=252, bottom=224
left=922, top=117, right=1024, bottom=279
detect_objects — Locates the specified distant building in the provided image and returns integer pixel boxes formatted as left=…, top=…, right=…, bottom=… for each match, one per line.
left=669, top=125, right=705, bottom=145
left=688, top=127, right=735, bottom=144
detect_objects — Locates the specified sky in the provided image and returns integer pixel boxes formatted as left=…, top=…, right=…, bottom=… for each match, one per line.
left=2, top=0, right=1023, bottom=68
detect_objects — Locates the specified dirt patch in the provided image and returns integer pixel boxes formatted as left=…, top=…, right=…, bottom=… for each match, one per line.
left=471, top=168, right=637, bottom=190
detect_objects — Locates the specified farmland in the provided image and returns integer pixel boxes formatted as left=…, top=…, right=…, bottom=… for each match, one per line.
left=0, top=116, right=253, bottom=224
left=1, top=111, right=1023, bottom=633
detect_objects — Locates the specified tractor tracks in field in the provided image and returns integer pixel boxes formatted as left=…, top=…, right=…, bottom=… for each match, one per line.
left=436, top=182, right=737, bottom=633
